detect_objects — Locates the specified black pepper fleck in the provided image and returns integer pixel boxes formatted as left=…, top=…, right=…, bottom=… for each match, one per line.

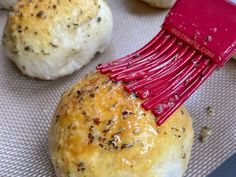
left=77, top=90, right=82, bottom=97
left=182, top=153, right=186, bottom=159
left=49, top=42, right=58, bottom=48
left=57, top=144, right=61, bottom=151
left=77, top=162, right=85, bottom=172
left=89, top=93, right=95, bottom=98
left=97, top=17, right=102, bottom=22
left=88, top=133, right=94, bottom=144
left=36, top=10, right=47, bottom=18
left=93, top=118, right=101, bottom=125
left=24, top=46, right=33, bottom=52
left=121, top=144, right=133, bottom=149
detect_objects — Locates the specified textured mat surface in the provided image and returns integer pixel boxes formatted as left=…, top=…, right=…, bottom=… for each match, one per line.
left=0, top=0, right=235, bottom=177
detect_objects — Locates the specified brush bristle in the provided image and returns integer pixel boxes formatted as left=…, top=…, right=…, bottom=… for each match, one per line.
left=97, top=29, right=217, bottom=125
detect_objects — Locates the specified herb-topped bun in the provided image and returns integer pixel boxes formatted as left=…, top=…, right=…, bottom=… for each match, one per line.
left=2, top=0, right=113, bottom=80
left=141, top=0, right=176, bottom=8
left=49, top=72, right=194, bottom=177
left=0, top=0, right=16, bottom=9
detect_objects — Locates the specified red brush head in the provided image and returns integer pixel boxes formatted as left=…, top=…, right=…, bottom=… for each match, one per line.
left=163, top=0, right=236, bottom=66
left=97, top=0, right=235, bottom=126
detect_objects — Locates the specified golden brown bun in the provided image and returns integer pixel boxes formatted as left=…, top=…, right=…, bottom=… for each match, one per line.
left=49, top=72, right=194, bottom=177
left=3, top=0, right=112, bottom=80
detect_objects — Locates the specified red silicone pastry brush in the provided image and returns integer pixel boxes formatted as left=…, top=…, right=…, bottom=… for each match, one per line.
left=97, top=0, right=236, bottom=126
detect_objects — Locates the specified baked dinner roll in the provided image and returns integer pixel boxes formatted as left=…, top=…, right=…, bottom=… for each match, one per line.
left=49, top=72, right=194, bottom=177
left=2, top=0, right=113, bottom=80
left=0, top=0, right=17, bottom=9
left=141, top=0, right=176, bottom=8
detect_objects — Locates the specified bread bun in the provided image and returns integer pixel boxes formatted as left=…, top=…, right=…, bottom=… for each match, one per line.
left=142, top=0, right=176, bottom=8
left=49, top=72, right=194, bottom=177
left=0, top=0, right=16, bottom=9
left=2, top=0, right=113, bottom=80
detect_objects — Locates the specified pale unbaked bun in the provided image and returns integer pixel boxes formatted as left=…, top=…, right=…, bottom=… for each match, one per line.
left=49, top=72, right=194, bottom=177
left=0, top=0, right=17, bottom=9
left=142, top=0, right=176, bottom=8
left=2, top=0, right=113, bottom=80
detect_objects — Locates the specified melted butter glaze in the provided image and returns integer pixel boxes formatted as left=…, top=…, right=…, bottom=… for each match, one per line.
left=49, top=72, right=193, bottom=177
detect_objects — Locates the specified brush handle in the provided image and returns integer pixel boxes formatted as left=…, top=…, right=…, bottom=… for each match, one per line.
left=163, top=0, right=236, bottom=66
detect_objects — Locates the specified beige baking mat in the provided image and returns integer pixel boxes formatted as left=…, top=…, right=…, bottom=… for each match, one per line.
left=0, top=0, right=235, bottom=176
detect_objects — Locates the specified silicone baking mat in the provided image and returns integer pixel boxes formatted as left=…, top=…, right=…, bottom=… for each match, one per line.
left=0, top=0, right=235, bottom=176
